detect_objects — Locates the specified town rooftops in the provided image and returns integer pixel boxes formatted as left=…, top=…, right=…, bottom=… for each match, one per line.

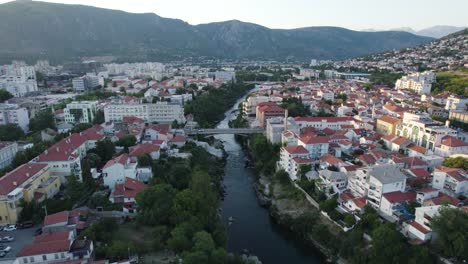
left=367, top=165, right=406, bottom=184
left=17, top=240, right=71, bottom=257
left=409, top=221, right=431, bottom=234
left=103, top=154, right=129, bottom=169
left=0, top=163, right=48, bottom=195
left=44, top=211, right=69, bottom=226
left=34, top=230, right=72, bottom=244
left=407, top=144, right=428, bottom=155
left=406, top=168, right=431, bottom=178
left=382, top=191, right=416, bottom=203
left=282, top=145, right=308, bottom=155
left=299, top=135, right=329, bottom=144
left=440, top=135, right=468, bottom=147
left=294, top=116, right=354, bottom=123
left=112, top=177, right=147, bottom=199
left=378, top=115, right=401, bottom=124
left=129, top=144, right=160, bottom=157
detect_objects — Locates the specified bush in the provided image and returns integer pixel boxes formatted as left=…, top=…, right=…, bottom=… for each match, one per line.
left=344, top=214, right=356, bottom=227
left=328, top=210, right=344, bottom=222
left=319, top=198, right=337, bottom=213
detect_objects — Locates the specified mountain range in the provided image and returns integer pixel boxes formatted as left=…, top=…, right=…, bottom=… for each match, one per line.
left=362, top=25, right=467, bottom=38
left=0, top=0, right=434, bottom=63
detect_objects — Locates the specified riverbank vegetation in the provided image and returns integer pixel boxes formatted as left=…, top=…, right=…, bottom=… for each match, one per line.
left=242, top=134, right=442, bottom=264
left=184, top=81, right=253, bottom=128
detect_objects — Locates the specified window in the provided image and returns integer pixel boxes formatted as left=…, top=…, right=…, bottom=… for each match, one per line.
left=23, top=258, right=28, bottom=264
left=55, top=254, right=59, bottom=259
left=30, top=257, right=35, bottom=263
left=42, top=255, right=47, bottom=261
left=61, top=252, right=65, bottom=258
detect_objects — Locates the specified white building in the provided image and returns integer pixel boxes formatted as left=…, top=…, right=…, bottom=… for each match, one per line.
left=432, top=167, right=468, bottom=197
left=279, top=145, right=311, bottom=180
left=406, top=205, right=455, bottom=242
left=242, top=96, right=283, bottom=116
left=0, top=65, right=38, bottom=97
left=0, top=141, right=18, bottom=169
left=395, top=112, right=458, bottom=151
left=0, top=103, right=30, bottom=132
left=395, top=71, right=436, bottom=95
left=214, top=71, right=236, bottom=81
left=434, top=135, right=468, bottom=157
left=104, top=102, right=185, bottom=124
left=445, top=95, right=468, bottom=111
left=348, top=165, right=407, bottom=209
left=297, top=135, right=329, bottom=159
left=72, top=75, right=100, bottom=92
left=102, top=154, right=137, bottom=190
left=64, top=101, right=98, bottom=124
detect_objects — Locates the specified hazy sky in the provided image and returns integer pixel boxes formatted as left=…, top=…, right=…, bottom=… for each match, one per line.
left=2, top=0, right=468, bottom=30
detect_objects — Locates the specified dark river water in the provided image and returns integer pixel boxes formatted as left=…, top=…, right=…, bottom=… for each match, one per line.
left=215, top=96, right=323, bottom=264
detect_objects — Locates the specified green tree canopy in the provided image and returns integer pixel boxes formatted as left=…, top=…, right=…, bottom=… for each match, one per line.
left=0, top=90, right=13, bottom=102
left=432, top=207, right=468, bottom=260
left=0, top=124, right=24, bottom=141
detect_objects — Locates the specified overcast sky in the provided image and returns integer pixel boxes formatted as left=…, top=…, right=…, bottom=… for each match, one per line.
left=2, top=0, right=467, bottom=30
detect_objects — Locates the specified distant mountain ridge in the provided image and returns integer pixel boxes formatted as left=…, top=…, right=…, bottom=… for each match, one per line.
left=362, top=25, right=467, bottom=38
left=0, top=0, right=433, bottom=63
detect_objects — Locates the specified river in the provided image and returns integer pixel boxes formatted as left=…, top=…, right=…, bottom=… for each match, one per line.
left=215, top=95, right=323, bottom=264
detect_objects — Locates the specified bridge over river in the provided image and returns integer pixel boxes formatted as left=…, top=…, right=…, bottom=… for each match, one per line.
left=184, top=128, right=264, bottom=135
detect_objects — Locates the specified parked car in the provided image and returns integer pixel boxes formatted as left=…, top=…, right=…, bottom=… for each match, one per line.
left=0, top=246, right=11, bottom=252
left=2, top=225, right=16, bottom=232
left=1, top=236, right=14, bottom=242
left=18, top=221, right=34, bottom=229
left=0, top=251, right=5, bottom=257
left=0, top=225, right=6, bottom=232
left=34, top=228, right=43, bottom=236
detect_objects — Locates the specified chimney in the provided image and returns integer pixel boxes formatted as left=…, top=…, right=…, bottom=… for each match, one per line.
left=445, top=120, right=450, bottom=127
left=56, top=147, right=59, bottom=152
left=45, top=149, right=48, bottom=154
left=13, top=181, right=17, bottom=186
left=26, top=173, right=30, bottom=177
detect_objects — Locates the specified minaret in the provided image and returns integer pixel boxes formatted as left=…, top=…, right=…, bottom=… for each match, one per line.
left=284, top=109, right=289, bottom=130
left=371, top=103, right=376, bottom=119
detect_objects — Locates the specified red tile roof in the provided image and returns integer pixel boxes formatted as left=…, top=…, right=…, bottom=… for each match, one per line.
left=129, top=144, right=160, bottom=157
left=17, top=240, right=71, bottom=257
left=409, top=221, right=430, bottom=234
left=0, top=163, right=48, bottom=195
left=34, top=230, right=71, bottom=243
left=353, top=197, right=367, bottom=209
left=36, top=127, right=104, bottom=162
left=103, top=154, right=129, bottom=169
left=407, top=168, right=431, bottom=178
left=378, top=115, right=401, bottom=124
left=282, top=145, right=308, bottom=155
left=44, top=211, right=69, bottom=226
left=407, top=144, right=428, bottom=155
left=382, top=191, right=416, bottom=203
left=292, top=157, right=313, bottom=164
left=111, top=177, right=147, bottom=199
left=440, top=135, right=468, bottom=147
left=299, top=135, right=329, bottom=144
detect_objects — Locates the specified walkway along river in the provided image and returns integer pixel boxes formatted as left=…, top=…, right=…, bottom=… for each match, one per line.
left=214, top=95, right=324, bottom=264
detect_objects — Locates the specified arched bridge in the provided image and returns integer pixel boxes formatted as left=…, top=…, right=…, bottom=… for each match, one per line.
left=184, top=128, right=264, bottom=135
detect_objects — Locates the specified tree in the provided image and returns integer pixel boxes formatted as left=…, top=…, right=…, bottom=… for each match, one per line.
left=319, top=198, right=337, bottom=213
left=442, top=157, right=468, bottom=170
left=0, top=90, right=13, bottom=102
left=81, top=159, right=94, bottom=188
left=136, top=184, right=177, bottom=226
left=71, top=123, right=92, bottom=133
left=0, top=124, right=24, bottom=141
left=116, top=135, right=137, bottom=150
left=93, top=110, right=105, bottom=124
left=94, top=139, right=115, bottom=164
left=29, top=109, right=56, bottom=132
left=298, top=164, right=311, bottom=178
left=370, top=223, right=407, bottom=264
left=137, top=154, right=152, bottom=167
left=432, top=207, right=468, bottom=260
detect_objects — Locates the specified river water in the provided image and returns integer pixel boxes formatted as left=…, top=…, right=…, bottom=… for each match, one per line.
left=215, top=96, right=323, bottom=264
